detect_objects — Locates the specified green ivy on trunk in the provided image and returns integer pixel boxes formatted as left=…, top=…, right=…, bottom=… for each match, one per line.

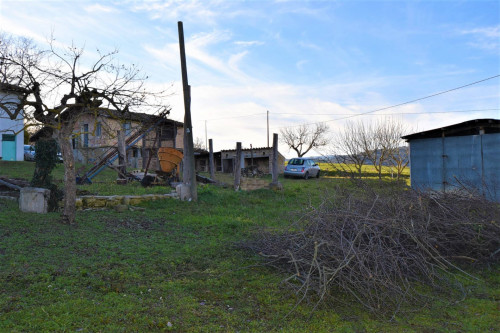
left=31, top=139, right=63, bottom=212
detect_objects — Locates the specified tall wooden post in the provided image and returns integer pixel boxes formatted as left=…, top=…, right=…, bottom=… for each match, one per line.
left=209, top=138, right=215, bottom=180
left=271, top=133, right=279, bottom=183
left=234, top=142, right=242, bottom=190
left=117, top=130, right=127, bottom=183
left=178, top=21, right=197, bottom=201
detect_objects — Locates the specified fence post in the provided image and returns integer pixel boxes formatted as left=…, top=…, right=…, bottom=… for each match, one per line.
left=234, top=142, right=242, bottom=190
left=209, top=138, right=215, bottom=180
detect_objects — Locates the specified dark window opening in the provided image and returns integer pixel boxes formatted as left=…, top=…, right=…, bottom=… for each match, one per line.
left=160, top=126, right=174, bottom=140
left=83, top=124, right=89, bottom=148
left=2, top=134, right=15, bottom=141
left=96, top=122, right=101, bottom=137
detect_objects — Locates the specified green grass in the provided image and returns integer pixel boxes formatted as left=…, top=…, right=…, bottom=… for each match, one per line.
left=0, top=161, right=498, bottom=332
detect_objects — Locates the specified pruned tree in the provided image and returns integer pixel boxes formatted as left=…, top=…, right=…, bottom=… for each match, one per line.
left=329, top=120, right=369, bottom=177
left=0, top=34, right=170, bottom=224
left=280, top=122, right=329, bottom=157
left=377, top=117, right=410, bottom=180
left=193, top=136, right=205, bottom=150
left=365, top=118, right=408, bottom=180
left=331, top=118, right=410, bottom=179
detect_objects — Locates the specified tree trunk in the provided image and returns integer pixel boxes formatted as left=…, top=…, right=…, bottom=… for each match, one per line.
left=58, top=131, right=76, bottom=224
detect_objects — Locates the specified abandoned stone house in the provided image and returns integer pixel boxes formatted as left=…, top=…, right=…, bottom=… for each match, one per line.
left=215, top=147, right=285, bottom=174
left=70, top=111, right=184, bottom=170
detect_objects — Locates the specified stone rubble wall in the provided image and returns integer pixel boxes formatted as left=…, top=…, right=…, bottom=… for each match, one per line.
left=76, top=193, right=178, bottom=210
left=240, top=178, right=270, bottom=191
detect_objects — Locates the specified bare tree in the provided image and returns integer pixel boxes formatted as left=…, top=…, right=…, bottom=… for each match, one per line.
left=280, top=122, right=329, bottom=157
left=329, top=121, right=369, bottom=177
left=0, top=34, right=170, bottom=224
left=193, top=136, right=205, bottom=150
left=331, top=118, right=410, bottom=179
left=378, top=118, right=410, bottom=180
left=362, top=120, right=389, bottom=180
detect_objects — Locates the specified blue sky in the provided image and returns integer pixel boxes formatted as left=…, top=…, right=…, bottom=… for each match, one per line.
left=1, top=0, right=499, bottom=156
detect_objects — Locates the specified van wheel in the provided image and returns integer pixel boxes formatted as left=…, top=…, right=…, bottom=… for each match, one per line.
left=316, top=171, right=320, bottom=178
left=304, top=172, right=309, bottom=180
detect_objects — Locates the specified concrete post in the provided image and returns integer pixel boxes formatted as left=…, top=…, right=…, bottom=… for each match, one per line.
left=270, top=133, right=283, bottom=191
left=234, top=142, right=242, bottom=191
left=209, top=138, right=215, bottom=180
left=272, top=133, right=279, bottom=183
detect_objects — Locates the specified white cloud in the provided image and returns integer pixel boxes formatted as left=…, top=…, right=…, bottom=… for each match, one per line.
left=234, top=40, right=264, bottom=47
left=461, top=26, right=500, bottom=38
left=460, top=25, right=500, bottom=51
left=84, top=4, right=118, bottom=13
left=298, top=41, right=322, bottom=51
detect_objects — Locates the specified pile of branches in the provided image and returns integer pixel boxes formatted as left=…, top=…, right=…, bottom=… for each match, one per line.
left=242, top=186, right=500, bottom=315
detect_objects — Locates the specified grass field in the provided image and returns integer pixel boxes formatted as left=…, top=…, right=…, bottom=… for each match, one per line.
left=0, top=161, right=498, bottom=332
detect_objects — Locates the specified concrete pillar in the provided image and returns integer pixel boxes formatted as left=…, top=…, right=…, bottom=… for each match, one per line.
left=209, top=138, right=215, bottom=180
left=234, top=142, right=242, bottom=190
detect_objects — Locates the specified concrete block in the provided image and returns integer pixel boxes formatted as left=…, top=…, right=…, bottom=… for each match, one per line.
left=176, top=184, right=192, bottom=201
left=19, top=187, right=50, bottom=214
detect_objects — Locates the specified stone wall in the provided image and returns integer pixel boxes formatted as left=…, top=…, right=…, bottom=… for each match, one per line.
left=76, top=193, right=178, bottom=209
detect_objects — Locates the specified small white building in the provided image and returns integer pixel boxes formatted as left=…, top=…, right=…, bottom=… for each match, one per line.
left=0, top=83, right=25, bottom=161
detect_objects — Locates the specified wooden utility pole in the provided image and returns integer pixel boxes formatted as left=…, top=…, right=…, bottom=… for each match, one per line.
left=209, top=138, right=215, bottom=180
left=234, top=142, right=242, bottom=190
left=178, top=21, right=197, bottom=201
left=267, top=110, right=270, bottom=147
left=205, top=120, right=208, bottom=151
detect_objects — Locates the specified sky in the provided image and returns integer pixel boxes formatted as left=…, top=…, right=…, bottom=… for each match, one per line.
left=1, top=0, right=499, bottom=157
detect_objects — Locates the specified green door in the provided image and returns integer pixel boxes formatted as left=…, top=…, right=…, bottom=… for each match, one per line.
left=2, top=134, right=16, bottom=161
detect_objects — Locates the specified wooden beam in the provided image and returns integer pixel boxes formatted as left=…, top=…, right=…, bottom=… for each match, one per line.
left=178, top=21, right=197, bottom=201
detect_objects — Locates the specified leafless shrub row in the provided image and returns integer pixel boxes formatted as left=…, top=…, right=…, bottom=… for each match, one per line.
left=242, top=185, right=500, bottom=315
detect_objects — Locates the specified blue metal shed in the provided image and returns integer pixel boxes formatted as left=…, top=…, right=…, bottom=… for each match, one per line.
left=402, top=119, right=500, bottom=202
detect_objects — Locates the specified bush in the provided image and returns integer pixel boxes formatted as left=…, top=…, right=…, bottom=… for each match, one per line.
left=31, top=139, right=63, bottom=211
left=242, top=184, right=500, bottom=316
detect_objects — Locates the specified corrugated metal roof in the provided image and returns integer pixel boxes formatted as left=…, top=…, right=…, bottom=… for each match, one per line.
left=402, top=118, right=500, bottom=141
left=220, top=146, right=272, bottom=152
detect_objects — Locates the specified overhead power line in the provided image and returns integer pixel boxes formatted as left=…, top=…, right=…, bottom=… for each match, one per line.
left=274, top=74, right=500, bottom=128
left=192, top=74, right=499, bottom=125
left=272, top=108, right=500, bottom=116
left=194, top=112, right=265, bottom=122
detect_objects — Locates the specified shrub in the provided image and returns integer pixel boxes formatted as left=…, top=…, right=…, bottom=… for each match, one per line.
left=31, top=139, right=63, bottom=211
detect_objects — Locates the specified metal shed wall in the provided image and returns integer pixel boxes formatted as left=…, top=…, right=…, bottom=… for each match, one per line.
left=409, top=133, right=500, bottom=201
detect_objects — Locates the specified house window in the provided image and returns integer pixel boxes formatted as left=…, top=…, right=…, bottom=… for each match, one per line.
left=82, top=124, right=89, bottom=148
left=72, top=134, right=79, bottom=149
left=123, top=122, right=131, bottom=137
left=2, top=134, right=15, bottom=141
left=160, top=126, right=174, bottom=140
left=95, top=122, right=101, bottom=137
